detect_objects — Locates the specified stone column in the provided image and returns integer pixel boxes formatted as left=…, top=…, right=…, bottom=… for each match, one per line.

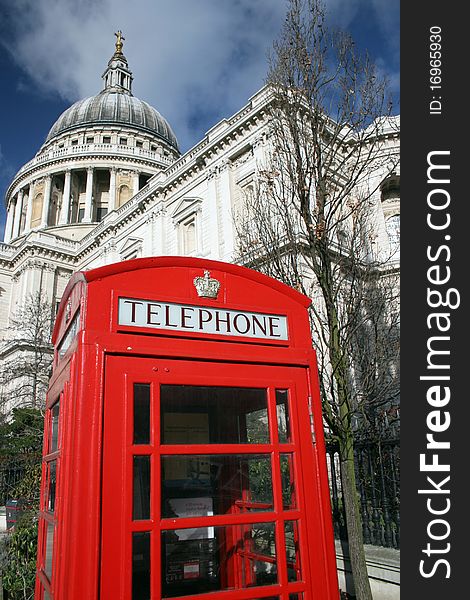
left=59, top=170, right=72, bottom=225
left=218, top=161, right=235, bottom=259
left=4, top=200, right=15, bottom=243
left=40, top=175, right=52, bottom=229
left=133, top=170, right=140, bottom=196
left=206, top=168, right=220, bottom=258
left=24, top=184, right=34, bottom=234
left=12, top=189, right=25, bottom=238
left=155, top=206, right=166, bottom=255
left=83, top=167, right=94, bottom=223
left=108, top=167, right=117, bottom=212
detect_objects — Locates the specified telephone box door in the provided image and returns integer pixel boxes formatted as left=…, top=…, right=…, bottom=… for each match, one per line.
left=101, top=356, right=330, bottom=600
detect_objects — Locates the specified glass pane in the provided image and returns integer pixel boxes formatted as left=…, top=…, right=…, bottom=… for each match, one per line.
left=43, top=589, right=52, bottom=600
left=133, top=456, right=151, bottom=520
left=133, top=531, right=150, bottom=600
left=47, top=461, right=57, bottom=513
left=161, top=522, right=277, bottom=598
left=281, top=454, right=296, bottom=509
left=289, top=594, right=304, bottom=600
left=134, top=384, right=151, bottom=444
left=44, top=521, right=54, bottom=580
left=285, top=521, right=302, bottom=582
left=161, top=454, right=273, bottom=518
left=276, top=390, right=291, bottom=443
left=50, top=402, right=60, bottom=452
left=57, top=311, right=80, bottom=358
left=161, top=386, right=269, bottom=444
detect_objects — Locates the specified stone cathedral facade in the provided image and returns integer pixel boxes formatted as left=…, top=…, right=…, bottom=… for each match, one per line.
left=0, top=38, right=400, bottom=411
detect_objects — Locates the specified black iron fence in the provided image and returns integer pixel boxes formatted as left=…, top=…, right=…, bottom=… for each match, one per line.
left=0, top=455, right=41, bottom=507
left=326, top=435, right=400, bottom=549
left=1, top=443, right=399, bottom=550
left=0, top=465, right=24, bottom=507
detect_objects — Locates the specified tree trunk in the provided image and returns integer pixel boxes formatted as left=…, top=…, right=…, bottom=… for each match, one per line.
left=339, top=433, right=373, bottom=600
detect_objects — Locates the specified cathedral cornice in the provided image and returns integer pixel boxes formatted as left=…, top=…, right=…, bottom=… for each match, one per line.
left=0, top=233, right=79, bottom=272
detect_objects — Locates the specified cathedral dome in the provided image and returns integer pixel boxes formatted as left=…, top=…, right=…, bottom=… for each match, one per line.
left=46, top=91, right=179, bottom=150
left=45, top=31, right=178, bottom=150
left=3, top=33, right=181, bottom=245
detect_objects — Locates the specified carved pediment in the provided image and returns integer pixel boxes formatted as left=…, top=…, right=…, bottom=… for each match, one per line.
left=171, top=197, right=202, bottom=223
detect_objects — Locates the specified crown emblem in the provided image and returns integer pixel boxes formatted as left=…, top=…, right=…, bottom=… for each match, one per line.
left=193, top=270, right=220, bottom=299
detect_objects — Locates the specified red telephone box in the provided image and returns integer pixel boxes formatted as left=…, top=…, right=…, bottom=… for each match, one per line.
left=35, top=257, right=339, bottom=600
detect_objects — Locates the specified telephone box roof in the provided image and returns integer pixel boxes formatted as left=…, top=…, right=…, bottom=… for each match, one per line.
left=54, top=257, right=311, bottom=345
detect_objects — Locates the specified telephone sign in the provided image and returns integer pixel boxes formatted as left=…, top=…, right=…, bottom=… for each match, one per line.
left=35, top=256, right=339, bottom=600
left=118, top=297, right=289, bottom=340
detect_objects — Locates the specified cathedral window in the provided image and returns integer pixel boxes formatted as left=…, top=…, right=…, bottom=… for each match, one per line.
left=172, top=197, right=202, bottom=256
left=49, top=192, right=61, bottom=227
left=95, top=207, right=108, bottom=221
left=119, top=137, right=127, bottom=146
left=31, top=193, right=43, bottom=228
left=386, top=214, right=400, bottom=251
left=86, top=136, right=94, bottom=144
left=136, top=140, right=143, bottom=148
left=103, top=136, right=111, bottom=144
left=181, top=218, right=197, bottom=254
left=118, top=184, right=131, bottom=208
left=71, top=139, right=78, bottom=146
left=380, top=173, right=400, bottom=203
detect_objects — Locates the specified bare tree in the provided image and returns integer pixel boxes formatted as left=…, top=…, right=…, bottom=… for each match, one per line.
left=0, top=293, right=52, bottom=599
left=0, top=292, right=54, bottom=413
left=235, top=1, right=399, bottom=598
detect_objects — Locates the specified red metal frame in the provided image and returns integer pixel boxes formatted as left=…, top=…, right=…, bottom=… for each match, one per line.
left=35, top=257, right=339, bottom=600
left=101, top=358, right=310, bottom=599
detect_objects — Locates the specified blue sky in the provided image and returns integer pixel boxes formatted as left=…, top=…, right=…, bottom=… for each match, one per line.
left=0, top=0, right=399, bottom=238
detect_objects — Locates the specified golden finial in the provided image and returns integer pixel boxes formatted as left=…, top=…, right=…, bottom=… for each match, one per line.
left=114, top=30, right=125, bottom=54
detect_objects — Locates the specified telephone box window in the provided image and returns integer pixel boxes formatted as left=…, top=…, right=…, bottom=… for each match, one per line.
left=133, top=455, right=151, bottom=520
left=160, top=386, right=269, bottom=444
left=58, top=310, right=80, bottom=358
left=44, top=522, right=54, bottom=580
left=161, top=454, right=273, bottom=518
left=47, top=461, right=57, bottom=513
left=276, top=390, right=291, bottom=443
left=50, top=402, right=60, bottom=453
left=161, top=521, right=277, bottom=597
left=245, top=521, right=278, bottom=585
left=281, top=454, right=296, bottom=509
left=134, top=384, right=151, bottom=444
left=132, top=531, right=151, bottom=600
left=43, top=590, right=52, bottom=600
left=285, top=520, right=302, bottom=582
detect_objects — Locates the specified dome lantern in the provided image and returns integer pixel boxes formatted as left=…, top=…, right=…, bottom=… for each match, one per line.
left=101, top=30, right=133, bottom=95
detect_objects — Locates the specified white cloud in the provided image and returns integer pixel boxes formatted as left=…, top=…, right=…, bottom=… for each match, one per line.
left=1, top=0, right=398, bottom=151
left=1, top=0, right=286, bottom=150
